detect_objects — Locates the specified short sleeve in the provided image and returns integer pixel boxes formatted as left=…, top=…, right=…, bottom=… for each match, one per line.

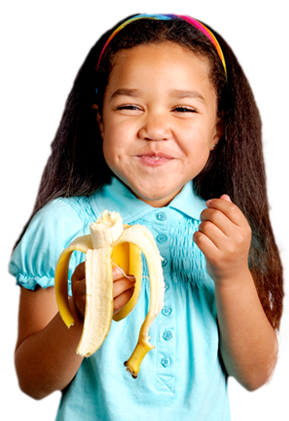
left=9, top=198, right=92, bottom=293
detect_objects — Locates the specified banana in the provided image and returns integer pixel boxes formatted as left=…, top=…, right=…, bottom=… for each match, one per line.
left=54, top=210, right=165, bottom=378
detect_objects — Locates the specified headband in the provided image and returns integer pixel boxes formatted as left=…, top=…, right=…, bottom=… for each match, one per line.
left=96, top=13, right=227, bottom=78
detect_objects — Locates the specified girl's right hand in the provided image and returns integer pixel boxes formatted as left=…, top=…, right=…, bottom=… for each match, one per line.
left=112, top=266, right=135, bottom=314
left=71, top=263, right=135, bottom=320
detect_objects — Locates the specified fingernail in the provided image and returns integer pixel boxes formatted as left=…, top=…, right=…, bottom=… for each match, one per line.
left=113, top=266, right=123, bottom=276
left=206, top=199, right=212, bottom=206
left=220, top=194, right=231, bottom=202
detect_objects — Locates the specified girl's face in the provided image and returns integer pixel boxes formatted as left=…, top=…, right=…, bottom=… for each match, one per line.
left=99, top=42, right=222, bottom=207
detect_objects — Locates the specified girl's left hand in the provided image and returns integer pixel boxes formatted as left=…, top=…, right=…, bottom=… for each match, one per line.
left=193, top=195, right=252, bottom=283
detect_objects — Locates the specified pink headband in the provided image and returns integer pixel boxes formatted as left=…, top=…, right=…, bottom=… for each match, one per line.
left=96, top=14, right=227, bottom=78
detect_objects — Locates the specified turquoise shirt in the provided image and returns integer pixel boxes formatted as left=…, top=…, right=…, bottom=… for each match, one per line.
left=9, top=177, right=230, bottom=421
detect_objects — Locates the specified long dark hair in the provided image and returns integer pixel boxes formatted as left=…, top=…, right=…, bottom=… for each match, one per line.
left=15, top=15, right=283, bottom=330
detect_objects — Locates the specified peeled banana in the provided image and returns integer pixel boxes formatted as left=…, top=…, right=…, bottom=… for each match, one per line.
left=54, top=210, right=164, bottom=378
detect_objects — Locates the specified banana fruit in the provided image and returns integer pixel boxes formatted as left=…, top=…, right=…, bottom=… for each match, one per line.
left=54, top=210, right=165, bottom=378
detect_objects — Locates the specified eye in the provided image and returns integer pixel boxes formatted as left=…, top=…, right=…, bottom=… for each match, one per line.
left=173, top=106, right=196, bottom=113
left=116, top=104, right=142, bottom=111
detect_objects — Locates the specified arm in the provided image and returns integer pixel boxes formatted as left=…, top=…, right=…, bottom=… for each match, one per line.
left=193, top=195, right=278, bottom=391
left=15, top=266, right=135, bottom=400
left=15, top=285, right=84, bottom=400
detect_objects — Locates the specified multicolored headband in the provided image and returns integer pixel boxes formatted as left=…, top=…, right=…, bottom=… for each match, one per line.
left=96, top=13, right=227, bottom=78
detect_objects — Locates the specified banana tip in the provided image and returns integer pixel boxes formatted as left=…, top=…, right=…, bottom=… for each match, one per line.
left=124, top=361, right=138, bottom=379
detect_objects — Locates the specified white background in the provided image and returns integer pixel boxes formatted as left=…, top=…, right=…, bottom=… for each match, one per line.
left=1, top=1, right=288, bottom=420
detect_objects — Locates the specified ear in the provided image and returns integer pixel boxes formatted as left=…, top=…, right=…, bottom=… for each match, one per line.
left=211, top=113, right=224, bottom=151
left=92, top=104, right=104, bottom=138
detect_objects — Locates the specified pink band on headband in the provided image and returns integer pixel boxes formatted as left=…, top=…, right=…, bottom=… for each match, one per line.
left=178, top=15, right=227, bottom=76
left=96, top=14, right=227, bottom=79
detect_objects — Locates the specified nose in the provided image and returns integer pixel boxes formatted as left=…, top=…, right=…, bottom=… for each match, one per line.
left=138, top=111, right=171, bottom=141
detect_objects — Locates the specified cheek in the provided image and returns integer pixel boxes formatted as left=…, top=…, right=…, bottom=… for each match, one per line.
left=183, top=127, right=212, bottom=157
left=102, top=131, right=128, bottom=173
left=195, top=146, right=211, bottom=169
left=102, top=119, right=135, bottom=157
left=102, top=130, right=115, bottom=166
left=102, top=137, right=117, bottom=168
left=182, top=136, right=212, bottom=175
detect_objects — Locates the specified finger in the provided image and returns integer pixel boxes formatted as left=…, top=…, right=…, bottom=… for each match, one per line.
left=114, top=288, right=134, bottom=314
left=197, top=219, right=227, bottom=249
left=113, top=276, right=135, bottom=298
left=71, top=276, right=86, bottom=319
left=205, top=197, right=246, bottom=227
left=200, top=207, right=234, bottom=238
left=72, top=262, right=86, bottom=281
left=193, top=230, right=219, bottom=257
left=220, top=194, right=231, bottom=202
left=112, top=265, right=125, bottom=281
left=71, top=275, right=86, bottom=299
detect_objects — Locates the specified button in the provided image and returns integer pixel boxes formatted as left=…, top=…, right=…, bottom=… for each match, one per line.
left=156, top=234, right=168, bottom=243
left=161, top=356, right=171, bottom=367
left=162, top=257, right=168, bottom=267
left=156, top=212, right=166, bottom=221
left=164, top=281, right=169, bottom=291
left=162, top=306, right=172, bottom=316
left=163, top=330, right=173, bottom=341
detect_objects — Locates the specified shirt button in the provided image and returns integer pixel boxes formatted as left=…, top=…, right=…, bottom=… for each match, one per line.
left=163, top=330, right=173, bottom=341
left=162, top=257, right=168, bottom=267
left=156, top=212, right=167, bottom=221
left=162, top=306, right=172, bottom=316
left=161, top=356, right=171, bottom=367
left=156, top=234, right=168, bottom=243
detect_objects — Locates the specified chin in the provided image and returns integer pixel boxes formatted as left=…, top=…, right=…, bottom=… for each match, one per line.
left=131, top=185, right=181, bottom=208
left=135, top=191, right=161, bottom=202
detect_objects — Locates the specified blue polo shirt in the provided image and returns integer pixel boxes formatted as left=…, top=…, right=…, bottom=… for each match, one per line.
left=9, top=177, right=230, bottom=421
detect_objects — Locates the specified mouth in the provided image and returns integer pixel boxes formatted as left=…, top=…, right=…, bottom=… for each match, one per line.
left=137, top=151, right=174, bottom=159
left=136, top=151, right=174, bottom=166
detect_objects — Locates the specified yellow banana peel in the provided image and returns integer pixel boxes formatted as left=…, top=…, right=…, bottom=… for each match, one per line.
left=54, top=210, right=164, bottom=378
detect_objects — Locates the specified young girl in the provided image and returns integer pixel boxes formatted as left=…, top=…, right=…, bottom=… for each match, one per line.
left=9, top=13, right=283, bottom=421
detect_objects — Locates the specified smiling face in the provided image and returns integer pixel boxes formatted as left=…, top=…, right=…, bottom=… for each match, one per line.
left=98, top=42, right=223, bottom=207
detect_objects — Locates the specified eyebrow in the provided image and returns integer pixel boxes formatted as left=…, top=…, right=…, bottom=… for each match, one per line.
left=170, top=89, right=206, bottom=103
left=109, top=88, right=206, bottom=103
left=110, top=88, right=142, bottom=100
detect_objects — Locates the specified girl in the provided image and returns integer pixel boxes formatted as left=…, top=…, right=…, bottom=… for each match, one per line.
left=9, top=13, right=283, bottom=421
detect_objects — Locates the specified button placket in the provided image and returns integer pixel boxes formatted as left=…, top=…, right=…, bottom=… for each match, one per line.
left=148, top=212, right=175, bottom=391
left=162, top=257, right=168, bottom=267
left=156, top=270, right=175, bottom=388
left=163, top=329, right=173, bottom=341
left=161, top=356, right=171, bottom=367
left=156, top=233, right=168, bottom=243
left=163, top=281, right=169, bottom=291
left=156, top=212, right=167, bottom=221
left=162, top=305, right=172, bottom=316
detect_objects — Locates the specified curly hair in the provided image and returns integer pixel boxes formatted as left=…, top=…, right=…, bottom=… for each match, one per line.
left=14, top=15, right=283, bottom=330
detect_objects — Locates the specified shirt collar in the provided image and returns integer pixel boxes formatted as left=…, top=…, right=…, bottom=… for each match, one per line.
left=168, top=180, right=206, bottom=220
left=90, top=177, right=206, bottom=224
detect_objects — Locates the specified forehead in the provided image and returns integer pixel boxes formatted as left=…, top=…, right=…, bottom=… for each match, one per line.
left=111, top=41, right=210, bottom=75
left=105, top=42, right=216, bottom=104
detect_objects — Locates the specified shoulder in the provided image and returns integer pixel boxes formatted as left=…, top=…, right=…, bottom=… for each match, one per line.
left=9, top=196, right=98, bottom=288
left=29, top=195, right=99, bottom=234
left=24, top=196, right=98, bottom=250
left=37, top=196, right=97, bottom=224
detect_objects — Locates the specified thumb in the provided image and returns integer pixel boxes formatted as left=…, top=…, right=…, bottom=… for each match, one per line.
left=220, top=194, right=232, bottom=202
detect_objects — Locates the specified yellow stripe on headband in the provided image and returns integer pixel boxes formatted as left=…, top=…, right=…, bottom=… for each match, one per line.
left=96, top=14, right=227, bottom=79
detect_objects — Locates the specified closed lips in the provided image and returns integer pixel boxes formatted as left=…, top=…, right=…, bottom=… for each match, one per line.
left=136, top=152, right=174, bottom=159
